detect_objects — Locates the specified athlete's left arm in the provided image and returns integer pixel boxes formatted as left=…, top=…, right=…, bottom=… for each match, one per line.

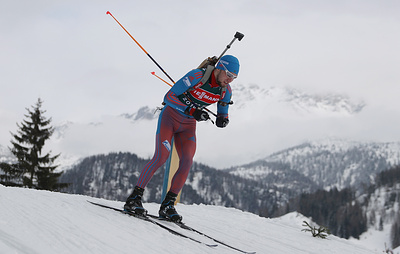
left=217, top=84, right=232, bottom=119
left=215, top=85, right=231, bottom=128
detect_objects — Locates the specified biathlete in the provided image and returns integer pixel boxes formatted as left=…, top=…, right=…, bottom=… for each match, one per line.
left=124, top=55, right=240, bottom=222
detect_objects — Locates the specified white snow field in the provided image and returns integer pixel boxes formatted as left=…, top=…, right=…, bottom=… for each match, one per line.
left=0, top=185, right=382, bottom=254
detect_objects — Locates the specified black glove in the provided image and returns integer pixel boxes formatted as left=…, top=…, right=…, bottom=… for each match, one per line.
left=185, top=107, right=209, bottom=121
left=192, top=109, right=210, bottom=121
left=216, top=117, right=229, bottom=128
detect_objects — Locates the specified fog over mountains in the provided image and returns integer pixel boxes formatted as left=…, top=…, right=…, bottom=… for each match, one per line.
left=37, top=83, right=374, bottom=169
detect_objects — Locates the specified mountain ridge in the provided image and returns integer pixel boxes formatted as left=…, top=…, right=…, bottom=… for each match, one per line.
left=231, top=84, right=365, bottom=116
left=228, top=138, right=400, bottom=191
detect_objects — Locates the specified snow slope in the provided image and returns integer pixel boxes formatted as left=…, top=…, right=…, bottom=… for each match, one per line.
left=0, top=185, right=383, bottom=254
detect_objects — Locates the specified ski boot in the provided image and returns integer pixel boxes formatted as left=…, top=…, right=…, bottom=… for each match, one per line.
left=124, top=186, right=147, bottom=216
left=159, top=191, right=183, bottom=223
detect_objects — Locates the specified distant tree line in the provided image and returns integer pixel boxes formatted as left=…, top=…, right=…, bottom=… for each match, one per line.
left=376, top=165, right=400, bottom=249
left=376, top=165, right=400, bottom=187
left=274, top=187, right=367, bottom=239
left=392, top=213, right=400, bottom=250
left=272, top=164, right=400, bottom=244
left=60, top=156, right=285, bottom=216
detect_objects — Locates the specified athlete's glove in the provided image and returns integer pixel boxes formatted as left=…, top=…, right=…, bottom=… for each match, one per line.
left=185, top=107, right=210, bottom=122
left=216, top=116, right=229, bottom=128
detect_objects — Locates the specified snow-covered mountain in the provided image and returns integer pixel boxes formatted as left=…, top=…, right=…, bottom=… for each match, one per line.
left=120, top=106, right=159, bottom=121
left=0, top=184, right=391, bottom=254
left=232, top=84, right=365, bottom=116
left=361, top=182, right=400, bottom=233
left=228, top=138, right=400, bottom=191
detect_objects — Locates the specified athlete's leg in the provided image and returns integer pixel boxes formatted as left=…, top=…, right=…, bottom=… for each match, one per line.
left=168, top=119, right=196, bottom=194
left=136, top=107, right=175, bottom=188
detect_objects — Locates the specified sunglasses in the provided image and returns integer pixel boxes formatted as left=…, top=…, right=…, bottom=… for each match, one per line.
left=220, top=62, right=237, bottom=79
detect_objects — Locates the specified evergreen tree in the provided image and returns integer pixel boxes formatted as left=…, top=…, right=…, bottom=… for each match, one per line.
left=4, top=98, right=67, bottom=190
left=392, top=213, right=400, bottom=249
left=0, top=162, right=23, bottom=186
left=295, top=187, right=367, bottom=239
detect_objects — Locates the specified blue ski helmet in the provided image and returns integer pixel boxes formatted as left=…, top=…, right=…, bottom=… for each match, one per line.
left=216, top=55, right=240, bottom=76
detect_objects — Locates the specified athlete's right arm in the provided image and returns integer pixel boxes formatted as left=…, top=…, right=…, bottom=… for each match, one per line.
left=163, top=69, right=203, bottom=113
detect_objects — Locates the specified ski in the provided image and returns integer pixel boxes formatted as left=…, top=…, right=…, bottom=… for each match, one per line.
left=87, top=201, right=217, bottom=248
left=147, top=214, right=256, bottom=254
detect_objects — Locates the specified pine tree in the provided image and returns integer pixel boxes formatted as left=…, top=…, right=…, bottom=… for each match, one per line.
left=0, top=162, right=23, bottom=186
left=5, top=98, right=67, bottom=190
left=392, top=214, right=400, bottom=249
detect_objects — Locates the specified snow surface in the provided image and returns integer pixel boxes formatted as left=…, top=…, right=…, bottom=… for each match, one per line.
left=0, top=185, right=386, bottom=254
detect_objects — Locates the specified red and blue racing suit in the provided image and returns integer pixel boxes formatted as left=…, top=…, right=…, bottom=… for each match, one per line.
left=136, top=68, right=232, bottom=194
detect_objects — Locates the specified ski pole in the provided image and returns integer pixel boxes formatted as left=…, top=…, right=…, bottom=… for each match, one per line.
left=107, top=12, right=226, bottom=121
left=151, top=72, right=173, bottom=87
left=106, top=11, right=176, bottom=84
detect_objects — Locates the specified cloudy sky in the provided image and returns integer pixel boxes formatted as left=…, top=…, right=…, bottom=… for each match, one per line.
left=1, top=0, right=400, bottom=167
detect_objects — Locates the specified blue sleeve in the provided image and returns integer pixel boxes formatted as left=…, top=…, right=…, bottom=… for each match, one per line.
left=217, top=84, right=232, bottom=118
left=163, top=69, right=203, bottom=113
